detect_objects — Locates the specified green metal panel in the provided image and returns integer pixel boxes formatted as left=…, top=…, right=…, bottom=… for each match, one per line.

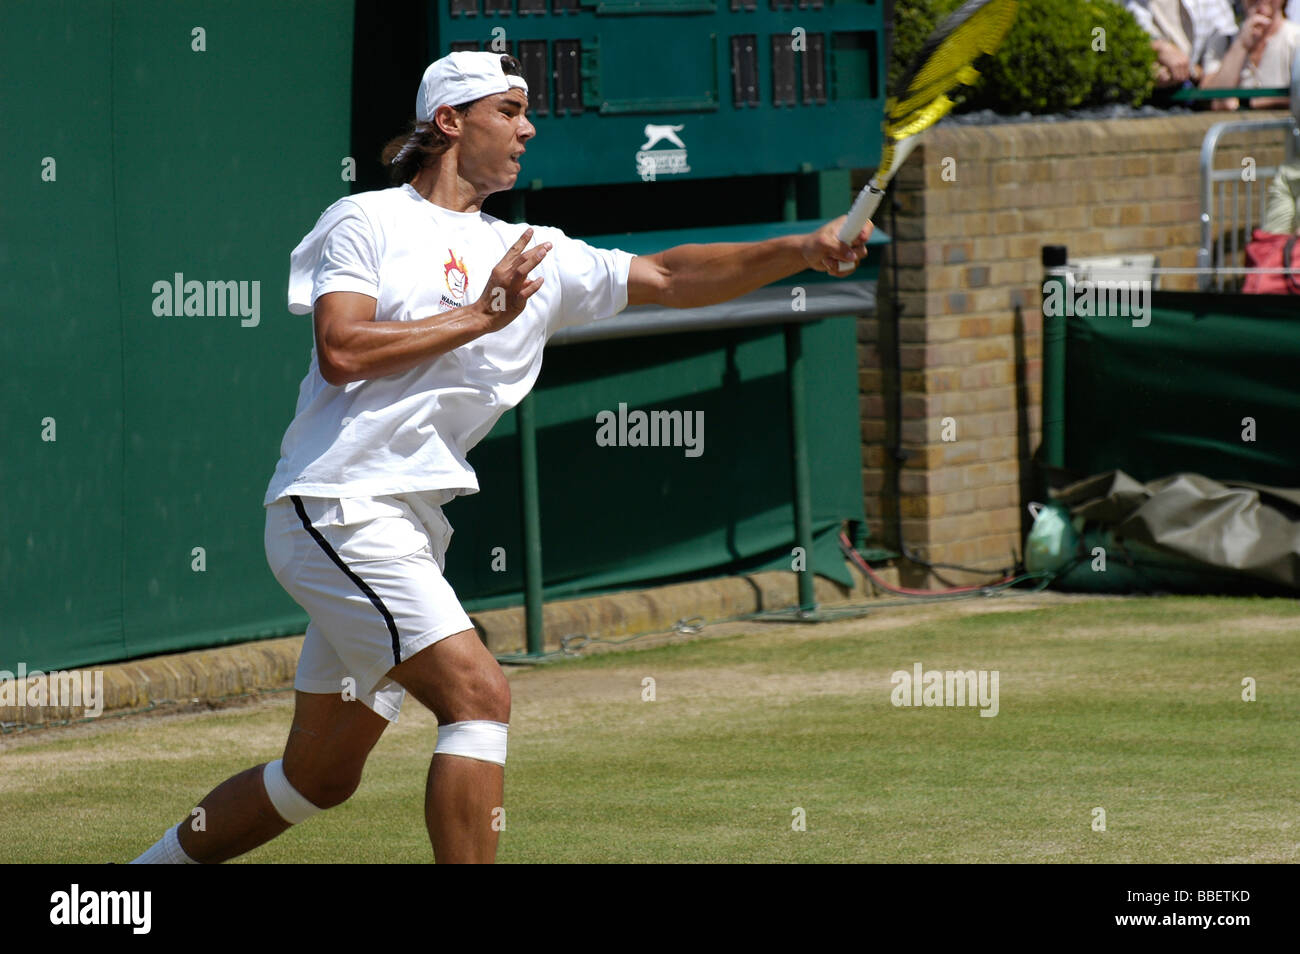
left=443, top=315, right=867, bottom=613
left=0, top=0, right=125, bottom=672
left=429, top=0, right=884, bottom=187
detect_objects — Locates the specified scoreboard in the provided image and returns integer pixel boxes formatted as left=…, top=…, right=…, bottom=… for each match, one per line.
left=429, top=0, right=886, bottom=189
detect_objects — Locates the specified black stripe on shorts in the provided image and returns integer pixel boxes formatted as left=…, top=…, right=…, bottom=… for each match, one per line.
left=290, top=495, right=403, bottom=667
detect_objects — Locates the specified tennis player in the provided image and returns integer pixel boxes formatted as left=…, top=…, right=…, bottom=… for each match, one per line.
left=131, top=50, right=871, bottom=864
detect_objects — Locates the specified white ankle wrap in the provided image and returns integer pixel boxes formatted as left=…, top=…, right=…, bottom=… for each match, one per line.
left=434, top=720, right=508, bottom=765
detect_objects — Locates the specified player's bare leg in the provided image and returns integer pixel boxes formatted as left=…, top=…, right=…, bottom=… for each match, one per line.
left=423, top=745, right=504, bottom=863
left=138, top=689, right=388, bottom=863
left=173, top=765, right=291, bottom=863
left=388, top=628, right=510, bottom=863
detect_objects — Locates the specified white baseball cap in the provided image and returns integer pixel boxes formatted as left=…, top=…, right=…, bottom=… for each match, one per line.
left=416, top=51, right=529, bottom=122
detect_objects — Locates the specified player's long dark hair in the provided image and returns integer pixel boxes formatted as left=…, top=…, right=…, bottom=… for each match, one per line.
left=381, top=53, right=526, bottom=186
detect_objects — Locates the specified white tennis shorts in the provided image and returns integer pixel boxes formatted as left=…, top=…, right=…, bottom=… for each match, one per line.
left=263, top=490, right=475, bottom=722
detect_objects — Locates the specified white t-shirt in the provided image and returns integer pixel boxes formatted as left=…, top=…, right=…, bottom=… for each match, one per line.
left=263, top=182, right=635, bottom=506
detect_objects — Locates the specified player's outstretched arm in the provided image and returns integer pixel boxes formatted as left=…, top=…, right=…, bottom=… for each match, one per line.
left=628, top=216, right=871, bottom=309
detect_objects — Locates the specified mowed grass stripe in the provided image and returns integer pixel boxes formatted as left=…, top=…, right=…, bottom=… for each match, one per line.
left=0, top=596, right=1293, bottom=863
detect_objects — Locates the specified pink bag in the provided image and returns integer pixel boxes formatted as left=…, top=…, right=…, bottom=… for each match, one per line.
left=1242, top=229, right=1300, bottom=295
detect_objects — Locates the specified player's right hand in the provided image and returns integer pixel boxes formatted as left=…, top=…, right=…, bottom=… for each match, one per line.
left=477, top=227, right=550, bottom=331
left=803, top=215, right=872, bottom=276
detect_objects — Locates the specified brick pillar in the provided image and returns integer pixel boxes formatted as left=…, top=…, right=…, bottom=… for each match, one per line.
left=858, top=113, right=1289, bottom=589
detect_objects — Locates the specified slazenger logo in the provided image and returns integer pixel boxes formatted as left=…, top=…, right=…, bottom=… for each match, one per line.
left=636, top=123, right=690, bottom=182
left=50, top=884, right=151, bottom=934
left=439, top=249, right=469, bottom=310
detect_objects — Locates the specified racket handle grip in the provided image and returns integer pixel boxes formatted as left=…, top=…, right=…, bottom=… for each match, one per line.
left=835, top=180, right=884, bottom=272
left=838, top=181, right=885, bottom=242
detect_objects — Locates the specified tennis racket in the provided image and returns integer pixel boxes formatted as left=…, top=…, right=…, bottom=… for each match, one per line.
left=836, top=0, right=1019, bottom=270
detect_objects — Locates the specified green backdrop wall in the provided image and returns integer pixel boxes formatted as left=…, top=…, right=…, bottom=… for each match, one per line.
left=0, top=1, right=867, bottom=674
left=1, top=0, right=355, bottom=672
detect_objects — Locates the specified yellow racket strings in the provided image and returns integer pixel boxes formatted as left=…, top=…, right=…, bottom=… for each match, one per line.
left=886, top=0, right=1018, bottom=137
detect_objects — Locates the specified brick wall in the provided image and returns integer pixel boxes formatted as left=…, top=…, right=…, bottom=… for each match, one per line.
left=858, top=112, right=1290, bottom=588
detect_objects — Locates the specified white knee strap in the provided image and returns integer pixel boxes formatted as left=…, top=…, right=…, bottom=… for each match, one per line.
left=263, top=759, right=322, bottom=825
left=434, top=720, right=508, bottom=766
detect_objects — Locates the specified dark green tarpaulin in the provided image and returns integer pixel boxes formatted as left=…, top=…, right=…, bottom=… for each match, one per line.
left=1064, top=291, right=1300, bottom=487
left=1038, top=289, right=1300, bottom=596
left=1030, top=472, right=1300, bottom=595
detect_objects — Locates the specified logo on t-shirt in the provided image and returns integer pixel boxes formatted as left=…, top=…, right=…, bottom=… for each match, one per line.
left=440, top=249, right=469, bottom=310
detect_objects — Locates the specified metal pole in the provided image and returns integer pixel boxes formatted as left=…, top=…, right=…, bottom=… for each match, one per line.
left=1041, top=245, right=1070, bottom=474
left=781, top=173, right=816, bottom=613
left=517, top=393, right=545, bottom=655
left=785, top=322, right=817, bottom=613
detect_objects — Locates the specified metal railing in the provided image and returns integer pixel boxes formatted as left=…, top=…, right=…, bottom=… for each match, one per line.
left=1195, top=51, right=1300, bottom=291
left=1197, top=117, right=1298, bottom=291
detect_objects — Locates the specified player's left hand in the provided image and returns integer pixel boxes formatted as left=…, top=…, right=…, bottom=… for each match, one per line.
left=802, top=216, right=872, bottom=276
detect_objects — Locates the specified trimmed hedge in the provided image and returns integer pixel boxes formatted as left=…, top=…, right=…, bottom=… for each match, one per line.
left=889, top=0, right=1157, bottom=115
left=1089, top=0, right=1158, bottom=107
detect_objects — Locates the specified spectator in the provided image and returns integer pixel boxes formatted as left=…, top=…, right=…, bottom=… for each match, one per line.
left=1262, top=160, right=1300, bottom=233
left=1235, top=0, right=1300, bottom=18
left=1201, top=0, right=1300, bottom=108
left=1240, top=0, right=1300, bottom=17
left=1127, top=0, right=1238, bottom=88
